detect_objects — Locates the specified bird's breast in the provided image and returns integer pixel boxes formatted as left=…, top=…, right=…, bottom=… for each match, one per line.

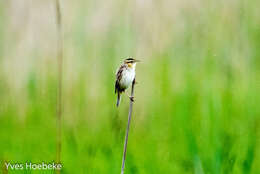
left=120, top=69, right=135, bottom=89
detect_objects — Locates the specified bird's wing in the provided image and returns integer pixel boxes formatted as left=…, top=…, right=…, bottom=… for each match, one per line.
left=115, top=80, right=119, bottom=93
left=115, top=64, right=126, bottom=93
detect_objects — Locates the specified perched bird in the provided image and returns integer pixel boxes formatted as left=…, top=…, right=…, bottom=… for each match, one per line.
left=115, top=58, right=140, bottom=107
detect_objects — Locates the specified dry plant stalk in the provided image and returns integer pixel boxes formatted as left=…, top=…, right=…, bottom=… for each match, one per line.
left=55, top=0, right=63, bottom=173
left=121, top=79, right=136, bottom=174
left=2, top=160, right=8, bottom=174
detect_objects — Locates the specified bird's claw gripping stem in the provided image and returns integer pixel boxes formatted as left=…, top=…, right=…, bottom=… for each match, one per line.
left=129, top=96, right=134, bottom=102
left=127, top=93, right=135, bottom=102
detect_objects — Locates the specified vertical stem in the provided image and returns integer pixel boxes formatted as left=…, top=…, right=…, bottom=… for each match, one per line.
left=2, top=160, right=8, bottom=174
left=55, top=0, right=62, bottom=173
left=121, top=79, right=135, bottom=174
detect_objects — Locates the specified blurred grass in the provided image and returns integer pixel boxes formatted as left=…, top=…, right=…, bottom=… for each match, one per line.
left=1, top=0, right=260, bottom=173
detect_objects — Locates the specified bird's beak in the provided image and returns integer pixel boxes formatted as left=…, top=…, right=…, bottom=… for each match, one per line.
left=134, top=59, right=141, bottom=63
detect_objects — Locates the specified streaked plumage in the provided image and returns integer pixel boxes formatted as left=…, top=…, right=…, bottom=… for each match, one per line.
left=115, top=58, right=139, bottom=107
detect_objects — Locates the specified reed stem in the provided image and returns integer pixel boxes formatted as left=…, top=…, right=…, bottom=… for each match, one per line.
left=120, top=78, right=136, bottom=174
left=55, top=0, right=63, bottom=173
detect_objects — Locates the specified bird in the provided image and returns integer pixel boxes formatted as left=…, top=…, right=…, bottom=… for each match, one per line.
left=115, top=58, right=140, bottom=107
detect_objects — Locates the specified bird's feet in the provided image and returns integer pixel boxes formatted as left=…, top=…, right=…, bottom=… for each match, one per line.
left=127, top=93, right=135, bottom=102
left=129, top=96, right=134, bottom=102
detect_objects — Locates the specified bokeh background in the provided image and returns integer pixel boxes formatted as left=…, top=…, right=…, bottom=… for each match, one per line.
left=1, top=0, right=260, bottom=173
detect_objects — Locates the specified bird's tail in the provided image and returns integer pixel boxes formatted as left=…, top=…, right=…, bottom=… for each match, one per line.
left=116, top=93, right=121, bottom=107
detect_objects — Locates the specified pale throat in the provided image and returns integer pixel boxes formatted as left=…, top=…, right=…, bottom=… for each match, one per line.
left=127, top=63, right=136, bottom=70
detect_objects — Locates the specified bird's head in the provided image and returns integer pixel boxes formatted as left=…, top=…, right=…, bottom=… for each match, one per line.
left=124, top=58, right=140, bottom=68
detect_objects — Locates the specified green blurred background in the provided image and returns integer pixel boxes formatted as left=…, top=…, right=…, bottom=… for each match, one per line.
left=1, top=0, right=260, bottom=173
